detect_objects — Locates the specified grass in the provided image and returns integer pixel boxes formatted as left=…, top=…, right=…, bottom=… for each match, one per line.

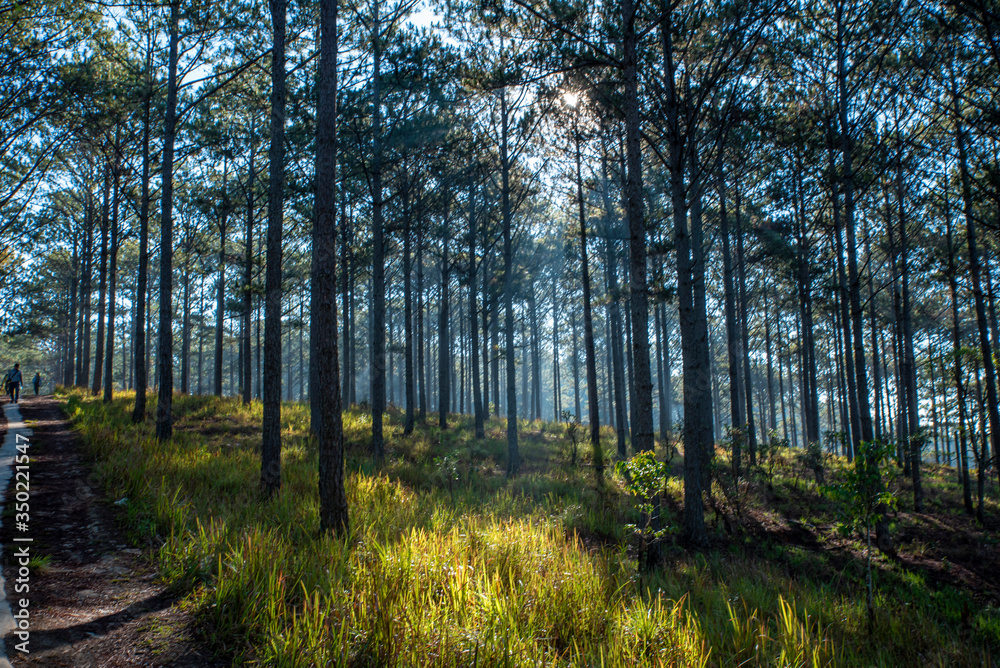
left=60, top=387, right=997, bottom=666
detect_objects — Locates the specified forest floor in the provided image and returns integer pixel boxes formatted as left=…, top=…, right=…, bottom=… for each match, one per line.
left=0, top=395, right=220, bottom=667
left=16, top=388, right=1000, bottom=666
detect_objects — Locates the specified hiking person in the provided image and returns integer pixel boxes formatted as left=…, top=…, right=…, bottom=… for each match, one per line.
left=7, top=363, right=22, bottom=403
left=32, top=372, right=41, bottom=396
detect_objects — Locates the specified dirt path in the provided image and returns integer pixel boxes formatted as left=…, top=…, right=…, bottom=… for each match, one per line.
left=0, top=395, right=219, bottom=667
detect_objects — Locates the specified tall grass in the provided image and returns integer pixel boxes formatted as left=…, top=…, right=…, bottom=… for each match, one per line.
left=63, top=388, right=995, bottom=666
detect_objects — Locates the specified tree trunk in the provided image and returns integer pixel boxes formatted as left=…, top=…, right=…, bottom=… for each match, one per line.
left=181, top=256, right=191, bottom=393
left=719, top=166, right=743, bottom=470
left=370, top=6, right=386, bottom=461
left=735, top=182, right=758, bottom=466
left=92, top=167, right=110, bottom=396
left=439, top=211, right=451, bottom=429
left=571, top=310, right=581, bottom=421
left=260, top=0, right=287, bottom=496
left=764, top=281, right=777, bottom=439
left=832, top=184, right=859, bottom=459
left=469, top=186, right=484, bottom=439
left=529, top=286, right=541, bottom=420
left=314, top=0, right=348, bottom=534
left=623, top=0, right=653, bottom=459
left=482, top=254, right=490, bottom=419
left=552, top=266, right=561, bottom=421
left=662, top=303, right=674, bottom=442
left=895, top=147, right=922, bottom=511
left=605, top=226, right=628, bottom=457
left=155, top=2, right=180, bottom=441
left=417, top=227, right=426, bottom=419
left=404, top=188, right=415, bottom=435
left=341, top=196, right=350, bottom=405
left=103, top=152, right=121, bottom=403
left=501, top=80, right=519, bottom=476
left=599, top=142, right=628, bottom=455
left=132, top=55, right=153, bottom=420
left=794, top=151, right=820, bottom=447
left=243, top=128, right=255, bottom=406
left=65, top=241, right=78, bottom=386
left=836, top=17, right=875, bottom=449
left=867, top=227, right=882, bottom=441
left=215, top=161, right=230, bottom=397
left=655, top=301, right=667, bottom=444
left=661, top=11, right=709, bottom=543
left=576, top=124, right=602, bottom=483
left=79, top=190, right=94, bottom=388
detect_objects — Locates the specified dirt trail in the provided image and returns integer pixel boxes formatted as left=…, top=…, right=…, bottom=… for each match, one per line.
left=0, top=395, right=218, bottom=667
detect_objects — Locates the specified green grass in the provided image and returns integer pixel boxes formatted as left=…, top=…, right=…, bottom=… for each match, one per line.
left=61, top=387, right=996, bottom=666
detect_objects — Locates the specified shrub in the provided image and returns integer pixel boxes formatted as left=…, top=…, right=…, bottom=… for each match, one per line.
left=825, top=438, right=897, bottom=635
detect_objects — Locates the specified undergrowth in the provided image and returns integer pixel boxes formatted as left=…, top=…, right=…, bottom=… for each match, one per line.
left=61, top=388, right=996, bottom=667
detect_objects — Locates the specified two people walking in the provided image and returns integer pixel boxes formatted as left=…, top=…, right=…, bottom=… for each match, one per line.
left=2, top=365, right=39, bottom=403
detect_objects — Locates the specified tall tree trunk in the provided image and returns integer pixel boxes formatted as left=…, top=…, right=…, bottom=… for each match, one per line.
left=655, top=301, right=667, bottom=444
left=794, top=151, right=820, bottom=446
left=571, top=310, right=581, bottom=420
left=103, top=151, right=121, bottom=403
left=65, top=242, right=78, bottom=386
left=491, top=272, right=500, bottom=417
left=575, top=122, right=602, bottom=483
left=314, top=0, right=347, bottom=534
left=661, top=12, right=709, bottom=543
left=689, top=160, right=713, bottom=482
left=92, top=167, right=110, bottom=396
left=832, top=188, right=859, bottom=460
left=946, top=162, right=976, bottom=516
left=370, top=5, right=386, bottom=461
left=623, top=0, right=653, bottom=459
left=404, top=188, right=416, bottom=435
left=600, top=141, right=628, bottom=455
left=552, top=267, right=561, bottom=421
left=299, top=297, right=305, bottom=400
left=341, top=197, right=350, bottom=405
left=529, top=286, right=541, bottom=420
left=500, top=80, right=519, bottom=476
left=764, top=281, right=777, bottom=439
left=132, top=53, right=153, bottom=420
left=482, top=254, right=490, bottom=419
left=79, top=190, right=94, bottom=387
left=243, top=128, right=255, bottom=406
left=895, top=146, right=922, bottom=510
left=417, top=228, right=426, bottom=419
left=719, top=166, right=743, bottom=471
left=735, top=180, right=757, bottom=465
left=776, top=303, right=789, bottom=441
left=181, top=256, right=191, bottom=393
left=155, top=2, right=180, bottom=441
left=260, top=0, right=287, bottom=496
left=469, top=186, right=484, bottom=439
left=929, top=342, right=941, bottom=464
left=216, top=161, right=230, bottom=396
left=867, top=226, right=882, bottom=441
left=662, top=303, right=674, bottom=442
left=440, top=210, right=451, bottom=429
left=836, top=14, right=875, bottom=448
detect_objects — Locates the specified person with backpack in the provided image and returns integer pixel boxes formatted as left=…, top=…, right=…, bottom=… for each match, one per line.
left=7, top=363, right=22, bottom=403
left=32, top=372, right=41, bottom=396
